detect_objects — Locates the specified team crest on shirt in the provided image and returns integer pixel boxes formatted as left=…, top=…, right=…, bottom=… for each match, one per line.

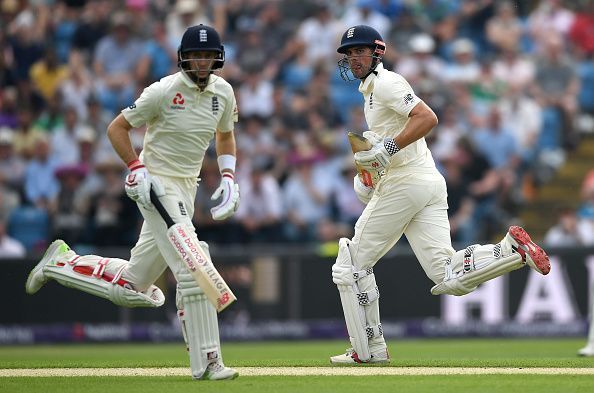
left=171, top=92, right=186, bottom=110
left=211, top=96, right=219, bottom=114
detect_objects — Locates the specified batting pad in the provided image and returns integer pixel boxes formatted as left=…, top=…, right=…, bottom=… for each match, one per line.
left=177, top=241, right=222, bottom=379
left=44, top=254, right=164, bottom=307
left=431, top=238, right=524, bottom=296
left=334, top=238, right=382, bottom=362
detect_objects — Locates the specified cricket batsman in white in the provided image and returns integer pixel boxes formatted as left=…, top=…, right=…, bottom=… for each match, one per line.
left=578, top=289, right=594, bottom=356
left=330, top=25, right=551, bottom=364
left=26, top=24, right=240, bottom=380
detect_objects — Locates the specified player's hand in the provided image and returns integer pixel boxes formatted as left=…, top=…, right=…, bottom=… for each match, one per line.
left=353, top=175, right=374, bottom=204
left=210, top=173, right=240, bottom=220
left=125, top=161, right=165, bottom=210
left=362, top=131, right=382, bottom=145
left=354, top=136, right=398, bottom=173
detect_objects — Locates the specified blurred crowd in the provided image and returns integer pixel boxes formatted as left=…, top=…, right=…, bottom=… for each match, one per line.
left=1, top=0, right=594, bottom=258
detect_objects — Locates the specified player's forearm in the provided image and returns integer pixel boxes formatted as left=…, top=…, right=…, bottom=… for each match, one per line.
left=393, top=102, right=438, bottom=149
left=107, top=114, right=137, bottom=166
left=215, top=130, right=236, bottom=174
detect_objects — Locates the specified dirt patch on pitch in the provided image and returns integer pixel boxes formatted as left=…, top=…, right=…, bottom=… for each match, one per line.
left=2, top=367, right=594, bottom=377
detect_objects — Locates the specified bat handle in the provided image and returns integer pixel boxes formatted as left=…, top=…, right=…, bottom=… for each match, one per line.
left=149, top=188, right=175, bottom=228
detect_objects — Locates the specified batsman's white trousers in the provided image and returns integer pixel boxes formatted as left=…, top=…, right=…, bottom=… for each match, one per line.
left=351, top=171, right=454, bottom=284
left=122, top=175, right=199, bottom=290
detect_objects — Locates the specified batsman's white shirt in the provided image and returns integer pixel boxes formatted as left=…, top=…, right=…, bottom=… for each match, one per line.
left=122, top=72, right=238, bottom=179
left=120, top=72, right=239, bottom=289
left=350, top=63, right=454, bottom=284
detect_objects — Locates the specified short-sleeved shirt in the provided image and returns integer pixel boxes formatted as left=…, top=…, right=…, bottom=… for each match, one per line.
left=122, top=72, right=238, bottom=179
left=358, top=62, right=438, bottom=176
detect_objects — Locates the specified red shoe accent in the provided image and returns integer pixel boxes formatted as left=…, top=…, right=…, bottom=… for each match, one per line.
left=350, top=351, right=364, bottom=363
left=509, top=226, right=551, bottom=275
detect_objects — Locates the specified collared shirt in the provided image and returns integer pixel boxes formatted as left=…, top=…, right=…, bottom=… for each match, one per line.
left=122, top=72, right=238, bottom=179
left=358, top=63, right=438, bottom=176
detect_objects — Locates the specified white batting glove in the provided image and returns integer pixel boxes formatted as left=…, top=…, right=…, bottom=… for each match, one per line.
left=124, top=160, right=165, bottom=210
left=354, top=135, right=400, bottom=173
left=353, top=175, right=374, bottom=204
left=210, top=173, right=240, bottom=221
left=362, top=130, right=382, bottom=145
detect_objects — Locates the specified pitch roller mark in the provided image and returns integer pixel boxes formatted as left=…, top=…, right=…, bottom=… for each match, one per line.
left=2, top=367, right=594, bottom=377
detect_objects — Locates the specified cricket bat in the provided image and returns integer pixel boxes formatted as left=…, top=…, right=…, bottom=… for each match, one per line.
left=149, top=189, right=236, bottom=312
left=347, top=131, right=373, bottom=187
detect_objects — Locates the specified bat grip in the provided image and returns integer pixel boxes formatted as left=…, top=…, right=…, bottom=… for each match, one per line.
left=149, top=188, right=175, bottom=228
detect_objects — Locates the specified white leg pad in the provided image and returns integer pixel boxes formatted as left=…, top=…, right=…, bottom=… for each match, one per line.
left=44, top=253, right=164, bottom=307
left=431, top=237, right=524, bottom=296
left=332, top=238, right=383, bottom=362
left=176, top=241, right=222, bottom=380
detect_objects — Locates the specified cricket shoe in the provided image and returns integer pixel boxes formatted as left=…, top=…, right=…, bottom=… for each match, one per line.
left=25, top=240, right=74, bottom=294
left=330, top=347, right=390, bottom=364
left=199, top=362, right=239, bottom=380
left=577, top=343, right=594, bottom=357
left=507, top=226, right=550, bottom=275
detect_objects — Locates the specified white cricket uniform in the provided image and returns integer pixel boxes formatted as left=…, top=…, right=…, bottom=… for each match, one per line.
left=120, top=72, right=238, bottom=289
left=351, top=63, right=454, bottom=284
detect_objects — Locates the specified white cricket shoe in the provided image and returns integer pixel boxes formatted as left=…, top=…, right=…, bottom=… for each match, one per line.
left=577, top=343, right=594, bottom=357
left=25, top=240, right=74, bottom=294
left=507, top=226, right=550, bottom=275
left=330, top=347, right=390, bottom=364
left=199, top=362, right=239, bottom=380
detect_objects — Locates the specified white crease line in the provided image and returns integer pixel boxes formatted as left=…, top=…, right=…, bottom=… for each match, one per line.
left=1, top=367, right=594, bottom=377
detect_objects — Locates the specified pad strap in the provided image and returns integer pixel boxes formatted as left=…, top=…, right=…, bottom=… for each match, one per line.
left=357, top=286, right=380, bottom=305
left=366, top=323, right=383, bottom=339
left=353, top=267, right=374, bottom=281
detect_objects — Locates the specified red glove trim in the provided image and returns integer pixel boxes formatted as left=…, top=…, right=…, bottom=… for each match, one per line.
left=127, top=159, right=144, bottom=171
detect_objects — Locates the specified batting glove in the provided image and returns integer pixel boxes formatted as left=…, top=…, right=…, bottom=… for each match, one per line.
left=353, top=175, right=374, bottom=205
left=210, top=173, right=240, bottom=221
left=354, top=136, right=400, bottom=173
left=125, top=159, right=165, bottom=210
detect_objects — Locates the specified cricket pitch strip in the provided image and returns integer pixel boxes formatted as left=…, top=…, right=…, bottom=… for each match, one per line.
left=2, top=367, right=594, bottom=377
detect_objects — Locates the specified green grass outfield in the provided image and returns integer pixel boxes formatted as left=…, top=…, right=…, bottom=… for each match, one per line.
left=1, top=338, right=594, bottom=392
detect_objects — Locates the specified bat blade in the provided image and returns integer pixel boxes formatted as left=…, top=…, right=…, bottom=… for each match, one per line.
left=347, top=132, right=374, bottom=187
left=167, top=223, right=236, bottom=312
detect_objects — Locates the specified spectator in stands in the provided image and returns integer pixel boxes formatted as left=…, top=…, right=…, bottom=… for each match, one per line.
left=12, top=106, right=44, bottom=160
left=166, top=0, right=211, bottom=49
left=342, top=0, right=391, bottom=39
left=48, top=104, right=75, bottom=163
left=485, top=1, right=523, bottom=52
left=28, top=46, right=69, bottom=108
left=87, top=156, right=138, bottom=247
left=397, top=33, right=445, bottom=85
left=24, top=136, right=59, bottom=210
left=282, top=141, right=332, bottom=242
left=71, top=0, right=111, bottom=57
left=569, top=1, right=594, bottom=56
left=296, top=3, right=345, bottom=68
left=0, top=126, right=25, bottom=193
left=543, top=207, right=593, bottom=247
left=51, top=164, right=90, bottom=245
left=443, top=38, right=481, bottom=84
left=235, top=158, right=283, bottom=243
left=0, top=87, right=18, bottom=129
left=528, top=0, right=575, bottom=51
left=0, top=217, right=25, bottom=258
left=93, top=12, right=144, bottom=113
left=531, top=33, right=580, bottom=151
left=60, top=50, right=93, bottom=121
left=137, top=21, right=177, bottom=85
left=491, top=46, right=536, bottom=91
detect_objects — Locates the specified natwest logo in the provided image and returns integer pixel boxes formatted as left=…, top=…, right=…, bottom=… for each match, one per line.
left=173, top=92, right=185, bottom=105
left=171, top=92, right=186, bottom=110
